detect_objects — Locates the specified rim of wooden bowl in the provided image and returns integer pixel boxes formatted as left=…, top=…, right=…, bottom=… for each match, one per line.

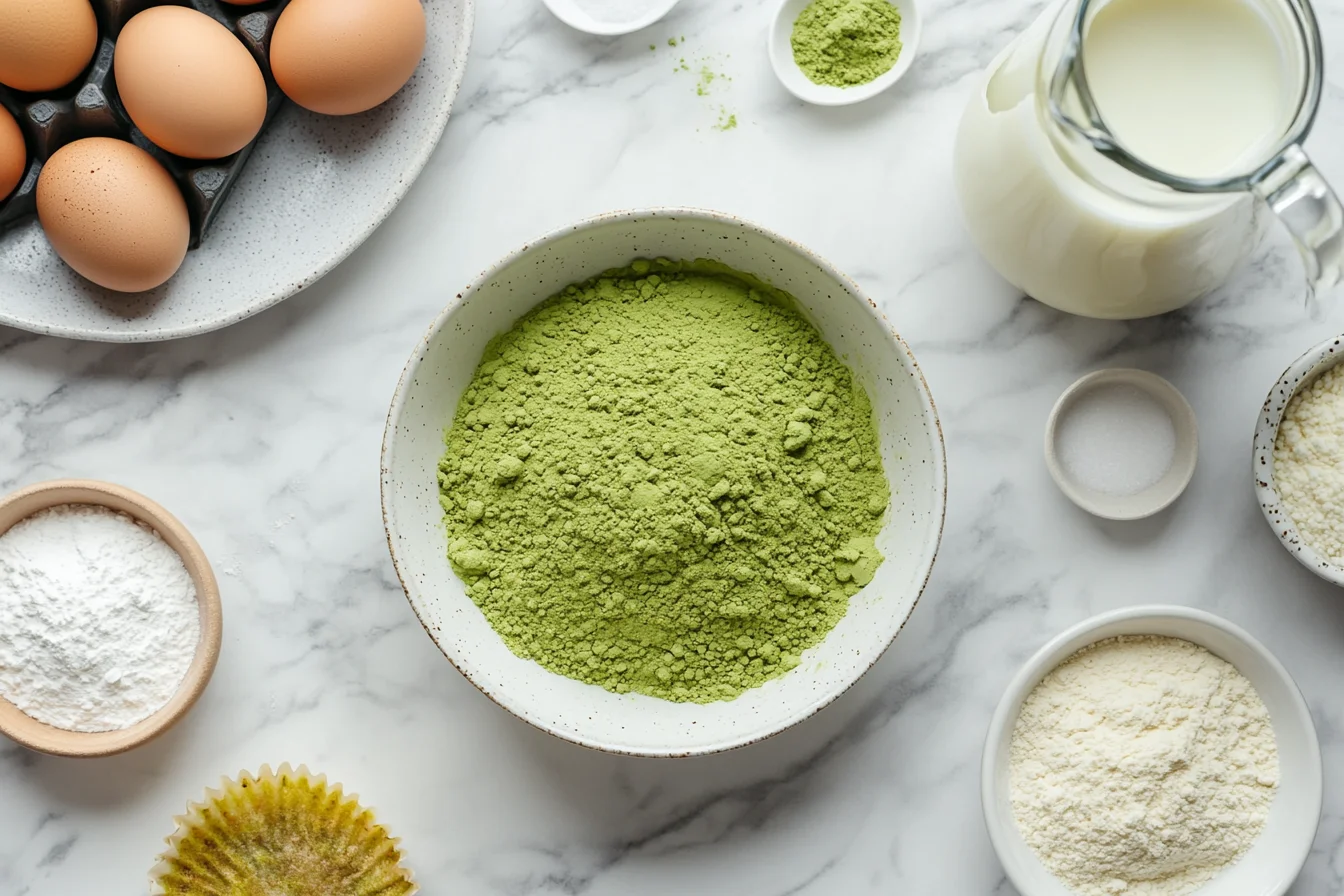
left=0, top=479, right=222, bottom=758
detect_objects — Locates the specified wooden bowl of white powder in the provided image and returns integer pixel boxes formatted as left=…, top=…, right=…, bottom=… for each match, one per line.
left=1255, top=334, right=1344, bottom=587
left=982, top=606, right=1320, bottom=896
left=0, top=479, right=221, bottom=758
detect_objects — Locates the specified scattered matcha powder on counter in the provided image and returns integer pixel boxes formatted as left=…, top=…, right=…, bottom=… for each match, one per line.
left=437, top=259, right=890, bottom=703
left=792, top=0, right=903, bottom=87
left=696, top=65, right=718, bottom=96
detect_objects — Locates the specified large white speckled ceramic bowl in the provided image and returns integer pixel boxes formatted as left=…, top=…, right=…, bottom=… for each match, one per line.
left=382, top=208, right=947, bottom=756
left=0, top=0, right=473, bottom=343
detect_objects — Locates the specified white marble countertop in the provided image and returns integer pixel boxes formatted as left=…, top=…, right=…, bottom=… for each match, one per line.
left=6, top=0, right=1344, bottom=892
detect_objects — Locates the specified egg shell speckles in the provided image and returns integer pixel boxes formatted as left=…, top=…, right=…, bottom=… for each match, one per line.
left=37, top=138, right=190, bottom=293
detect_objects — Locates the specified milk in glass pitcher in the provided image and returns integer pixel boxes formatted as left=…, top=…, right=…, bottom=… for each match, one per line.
left=954, top=0, right=1343, bottom=319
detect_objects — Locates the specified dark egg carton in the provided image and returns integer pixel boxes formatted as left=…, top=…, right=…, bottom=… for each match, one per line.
left=0, top=0, right=292, bottom=249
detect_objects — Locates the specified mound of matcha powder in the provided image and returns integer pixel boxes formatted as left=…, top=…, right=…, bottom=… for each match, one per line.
left=791, top=0, right=903, bottom=88
left=437, top=259, right=890, bottom=703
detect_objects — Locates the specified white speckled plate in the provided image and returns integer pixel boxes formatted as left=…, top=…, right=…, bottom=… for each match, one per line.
left=0, top=0, right=473, bottom=343
left=1254, top=333, right=1344, bottom=586
left=382, top=208, right=947, bottom=756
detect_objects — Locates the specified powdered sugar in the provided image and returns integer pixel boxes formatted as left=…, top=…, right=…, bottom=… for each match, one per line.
left=0, top=504, right=200, bottom=733
left=1010, top=636, right=1278, bottom=896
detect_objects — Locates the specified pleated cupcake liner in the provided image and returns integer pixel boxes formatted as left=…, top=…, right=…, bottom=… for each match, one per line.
left=149, top=763, right=416, bottom=896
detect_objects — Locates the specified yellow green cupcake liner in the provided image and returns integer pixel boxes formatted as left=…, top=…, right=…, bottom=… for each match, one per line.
left=149, top=763, right=417, bottom=896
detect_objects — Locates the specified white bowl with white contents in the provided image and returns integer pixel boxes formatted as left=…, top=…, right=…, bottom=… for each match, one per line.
left=541, top=0, right=681, bottom=35
left=382, top=207, right=947, bottom=757
left=768, top=0, right=920, bottom=106
left=1045, top=368, right=1199, bottom=520
left=983, top=606, right=1321, bottom=896
left=1255, top=335, right=1344, bottom=586
left=0, top=479, right=222, bottom=758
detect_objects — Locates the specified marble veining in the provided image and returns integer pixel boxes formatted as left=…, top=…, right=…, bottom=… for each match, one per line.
left=5, top=0, right=1344, bottom=892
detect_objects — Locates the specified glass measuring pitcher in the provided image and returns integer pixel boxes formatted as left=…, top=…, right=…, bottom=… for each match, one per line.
left=953, top=0, right=1342, bottom=319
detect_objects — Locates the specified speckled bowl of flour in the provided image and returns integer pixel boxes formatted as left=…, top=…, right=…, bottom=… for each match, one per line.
left=1255, top=334, right=1344, bottom=587
left=982, top=606, right=1320, bottom=896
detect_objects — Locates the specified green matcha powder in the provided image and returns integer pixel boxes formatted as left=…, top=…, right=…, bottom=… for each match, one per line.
left=792, top=0, right=903, bottom=88
left=438, top=260, right=890, bottom=703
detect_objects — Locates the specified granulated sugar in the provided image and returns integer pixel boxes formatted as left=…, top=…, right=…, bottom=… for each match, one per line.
left=1056, top=383, right=1176, bottom=496
left=0, top=504, right=200, bottom=732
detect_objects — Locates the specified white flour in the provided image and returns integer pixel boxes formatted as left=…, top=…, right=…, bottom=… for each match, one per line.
left=1274, top=363, right=1344, bottom=561
left=0, top=504, right=200, bottom=733
left=1010, top=636, right=1278, bottom=896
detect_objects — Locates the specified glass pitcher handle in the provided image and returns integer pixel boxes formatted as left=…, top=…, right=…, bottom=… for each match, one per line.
left=1253, top=145, right=1344, bottom=295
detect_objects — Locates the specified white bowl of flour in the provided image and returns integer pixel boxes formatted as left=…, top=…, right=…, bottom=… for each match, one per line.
left=982, top=606, right=1320, bottom=896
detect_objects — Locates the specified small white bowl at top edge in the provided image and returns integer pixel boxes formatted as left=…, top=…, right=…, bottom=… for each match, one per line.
left=1044, top=368, right=1199, bottom=521
left=768, top=0, right=920, bottom=106
left=1254, top=334, right=1344, bottom=587
left=541, top=0, right=681, bottom=36
left=983, top=605, right=1321, bottom=896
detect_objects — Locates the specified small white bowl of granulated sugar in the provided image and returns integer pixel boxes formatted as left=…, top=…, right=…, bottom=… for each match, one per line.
left=1045, top=368, right=1199, bottom=521
left=0, top=479, right=221, bottom=758
left=983, top=605, right=1321, bottom=896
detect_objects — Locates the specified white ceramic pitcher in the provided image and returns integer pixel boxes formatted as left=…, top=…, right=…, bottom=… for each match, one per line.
left=954, top=0, right=1342, bottom=319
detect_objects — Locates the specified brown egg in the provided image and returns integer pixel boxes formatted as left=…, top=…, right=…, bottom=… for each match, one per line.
left=37, top=138, right=190, bottom=293
left=0, top=106, right=25, bottom=201
left=115, top=6, right=268, bottom=160
left=271, top=0, right=426, bottom=116
left=0, top=0, right=98, bottom=93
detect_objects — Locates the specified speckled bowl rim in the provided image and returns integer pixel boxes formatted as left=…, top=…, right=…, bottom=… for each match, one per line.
left=1254, top=334, right=1344, bottom=586
left=0, top=0, right=476, bottom=344
left=379, top=206, right=948, bottom=757
left=0, top=479, right=222, bottom=758
left=982, top=605, right=1321, bottom=896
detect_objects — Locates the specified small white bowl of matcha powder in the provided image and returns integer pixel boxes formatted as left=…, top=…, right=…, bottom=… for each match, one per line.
left=770, top=0, right=921, bottom=105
